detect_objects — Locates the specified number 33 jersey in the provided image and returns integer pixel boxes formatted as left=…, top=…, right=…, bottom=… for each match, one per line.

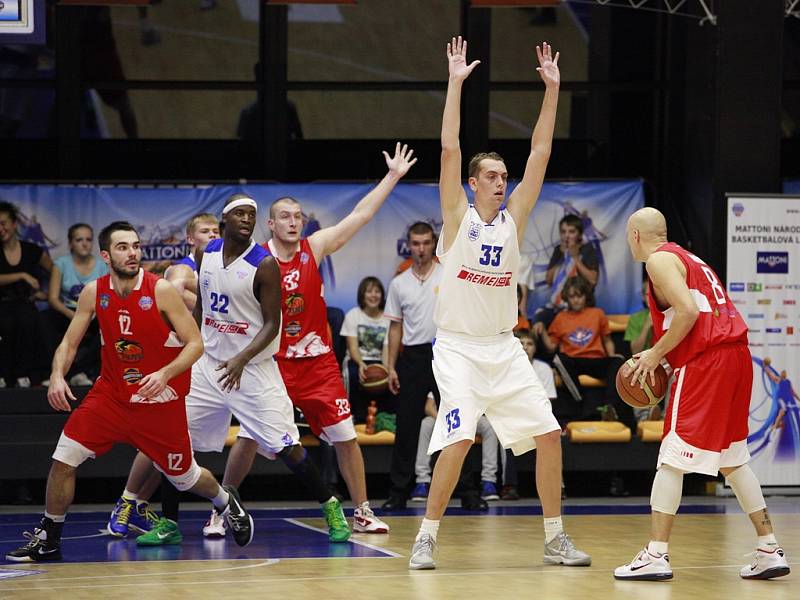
left=434, top=205, right=520, bottom=337
left=648, top=242, right=748, bottom=368
left=197, top=239, right=279, bottom=364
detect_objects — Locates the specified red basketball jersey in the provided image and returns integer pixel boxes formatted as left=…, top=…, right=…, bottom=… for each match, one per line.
left=264, top=238, right=332, bottom=359
left=648, top=243, right=748, bottom=368
left=95, top=270, right=191, bottom=402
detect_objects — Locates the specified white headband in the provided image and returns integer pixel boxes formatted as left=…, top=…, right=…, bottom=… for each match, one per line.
left=222, top=197, right=258, bottom=215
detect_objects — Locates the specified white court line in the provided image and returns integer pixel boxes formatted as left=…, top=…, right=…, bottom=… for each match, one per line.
left=0, top=531, right=110, bottom=544
left=2, top=561, right=798, bottom=592
left=283, top=518, right=403, bottom=558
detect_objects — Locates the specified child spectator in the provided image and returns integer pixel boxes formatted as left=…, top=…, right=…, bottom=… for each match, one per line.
left=534, top=275, right=633, bottom=429
left=340, top=276, right=394, bottom=422
left=44, top=223, right=107, bottom=386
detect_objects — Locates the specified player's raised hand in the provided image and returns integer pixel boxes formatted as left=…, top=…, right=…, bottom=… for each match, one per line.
left=47, top=376, right=76, bottom=412
left=383, top=142, right=417, bottom=178
left=447, top=36, right=480, bottom=81
left=536, top=42, right=560, bottom=88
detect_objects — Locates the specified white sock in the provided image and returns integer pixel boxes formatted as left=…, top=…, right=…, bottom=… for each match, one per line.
left=211, top=486, right=229, bottom=512
left=417, top=518, right=439, bottom=542
left=44, top=512, right=65, bottom=523
left=543, top=516, right=563, bottom=543
left=648, top=540, right=668, bottom=556
left=122, top=489, right=138, bottom=502
left=758, top=534, right=778, bottom=549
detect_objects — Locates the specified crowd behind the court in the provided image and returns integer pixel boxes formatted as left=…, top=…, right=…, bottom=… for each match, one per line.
left=0, top=201, right=660, bottom=501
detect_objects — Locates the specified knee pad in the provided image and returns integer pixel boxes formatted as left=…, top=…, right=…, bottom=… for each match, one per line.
left=650, top=465, right=684, bottom=515
left=725, top=464, right=766, bottom=515
left=163, top=459, right=202, bottom=491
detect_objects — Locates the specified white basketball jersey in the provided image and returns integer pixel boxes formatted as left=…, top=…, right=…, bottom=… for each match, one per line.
left=434, top=205, right=519, bottom=337
left=197, top=239, right=280, bottom=363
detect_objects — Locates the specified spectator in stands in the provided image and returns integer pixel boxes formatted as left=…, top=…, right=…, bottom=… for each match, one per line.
left=534, top=275, right=633, bottom=429
left=533, top=214, right=599, bottom=329
left=500, top=329, right=559, bottom=500
left=0, top=202, right=52, bottom=388
left=411, top=392, right=501, bottom=502
left=45, top=223, right=107, bottom=386
left=340, top=276, right=394, bottom=423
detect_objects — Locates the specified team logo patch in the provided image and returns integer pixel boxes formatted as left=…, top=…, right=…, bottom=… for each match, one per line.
left=731, top=202, right=744, bottom=217
left=281, top=432, right=294, bottom=446
left=114, top=339, right=144, bottom=362
left=236, top=270, right=248, bottom=280
left=123, top=368, right=143, bottom=384
left=285, top=320, right=302, bottom=337
left=202, top=277, right=211, bottom=289
left=100, top=293, right=110, bottom=310
left=138, top=296, right=154, bottom=311
left=300, top=252, right=309, bottom=264
left=467, top=222, right=481, bottom=241
left=285, top=293, right=305, bottom=316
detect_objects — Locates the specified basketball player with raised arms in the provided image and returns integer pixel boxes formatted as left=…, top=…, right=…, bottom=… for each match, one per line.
left=408, top=37, right=590, bottom=570
left=6, top=221, right=253, bottom=562
left=614, top=207, right=790, bottom=581
left=226, top=143, right=416, bottom=536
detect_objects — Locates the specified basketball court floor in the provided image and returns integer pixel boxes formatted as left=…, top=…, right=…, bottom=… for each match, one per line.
left=0, top=497, right=796, bottom=599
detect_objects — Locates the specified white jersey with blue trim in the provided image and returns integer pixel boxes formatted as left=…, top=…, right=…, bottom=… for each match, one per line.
left=434, top=205, right=519, bottom=337
left=197, top=238, right=280, bottom=363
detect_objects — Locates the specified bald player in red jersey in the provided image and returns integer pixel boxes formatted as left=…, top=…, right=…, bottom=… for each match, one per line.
left=5, top=221, right=253, bottom=562
left=614, top=207, right=789, bottom=582
left=224, top=143, right=416, bottom=534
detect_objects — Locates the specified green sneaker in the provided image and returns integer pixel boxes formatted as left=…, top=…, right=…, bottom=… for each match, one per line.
left=322, top=498, right=351, bottom=543
left=135, top=517, right=183, bottom=546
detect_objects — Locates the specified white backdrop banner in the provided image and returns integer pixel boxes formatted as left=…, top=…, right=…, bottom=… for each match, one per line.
left=726, top=194, right=800, bottom=486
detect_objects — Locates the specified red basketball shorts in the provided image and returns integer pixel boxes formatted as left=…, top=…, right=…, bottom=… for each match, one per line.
left=277, top=352, right=356, bottom=442
left=659, top=342, right=752, bottom=475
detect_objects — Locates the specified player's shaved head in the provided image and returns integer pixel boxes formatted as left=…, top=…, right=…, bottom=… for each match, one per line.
left=628, top=207, right=667, bottom=242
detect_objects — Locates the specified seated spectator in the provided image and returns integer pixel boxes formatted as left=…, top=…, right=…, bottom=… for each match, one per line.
left=534, top=275, right=633, bottom=429
left=411, top=392, right=501, bottom=502
left=44, top=223, right=107, bottom=386
left=532, top=214, right=599, bottom=329
left=501, top=329, right=558, bottom=500
left=340, top=276, right=394, bottom=423
left=0, top=201, right=52, bottom=388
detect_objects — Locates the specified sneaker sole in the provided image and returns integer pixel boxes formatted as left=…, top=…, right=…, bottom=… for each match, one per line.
left=409, top=561, right=436, bottom=570
left=481, top=495, right=500, bottom=501
left=543, top=556, right=592, bottom=567
left=352, top=526, right=389, bottom=534
left=203, top=531, right=226, bottom=539
left=136, top=536, right=183, bottom=546
left=613, top=572, right=673, bottom=581
left=5, top=553, right=62, bottom=562
left=740, top=566, right=791, bottom=580
left=106, top=524, right=127, bottom=538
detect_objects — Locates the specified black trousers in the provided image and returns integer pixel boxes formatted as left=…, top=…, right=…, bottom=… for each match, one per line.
left=42, top=309, right=101, bottom=379
left=0, top=300, right=47, bottom=382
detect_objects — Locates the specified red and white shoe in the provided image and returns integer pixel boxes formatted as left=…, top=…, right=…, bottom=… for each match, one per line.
left=614, top=548, right=673, bottom=581
left=202, top=508, right=227, bottom=539
left=353, top=503, right=389, bottom=534
left=740, top=547, right=790, bottom=580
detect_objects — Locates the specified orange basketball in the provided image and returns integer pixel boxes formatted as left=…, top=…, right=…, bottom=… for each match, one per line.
left=361, top=364, right=389, bottom=395
left=615, top=358, right=669, bottom=409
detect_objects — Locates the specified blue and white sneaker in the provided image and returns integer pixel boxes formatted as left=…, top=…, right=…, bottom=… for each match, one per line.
left=481, top=481, right=500, bottom=501
left=107, top=497, right=136, bottom=537
left=410, top=483, right=429, bottom=502
left=129, top=502, right=160, bottom=534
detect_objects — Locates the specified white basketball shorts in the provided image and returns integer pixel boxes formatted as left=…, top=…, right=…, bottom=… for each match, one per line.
left=430, top=330, right=560, bottom=456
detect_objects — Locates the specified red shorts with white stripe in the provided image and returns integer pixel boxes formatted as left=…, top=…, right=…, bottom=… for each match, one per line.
left=56, top=379, right=195, bottom=478
left=659, top=342, right=752, bottom=475
left=278, top=352, right=356, bottom=443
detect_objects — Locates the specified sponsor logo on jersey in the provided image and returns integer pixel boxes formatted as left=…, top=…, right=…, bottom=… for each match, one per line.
left=456, top=268, right=512, bottom=287
left=138, top=296, right=153, bottom=311
left=123, top=368, right=143, bottom=384
left=757, top=299, right=771, bottom=305
left=100, top=293, right=110, bottom=310
left=467, top=222, right=481, bottom=241
left=756, top=251, right=789, bottom=274
left=729, top=282, right=745, bottom=292
left=204, top=316, right=249, bottom=335
left=130, top=385, right=179, bottom=404
left=747, top=282, right=762, bottom=292
left=285, top=320, right=302, bottom=337
left=114, top=339, right=144, bottom=362
left=747, top=313, right=764, bottom=319
left=285, top=293, right=305, bottom=316
left=766, top=328, right=782, bottom=333
left=784, top=299, right=796, bottom=305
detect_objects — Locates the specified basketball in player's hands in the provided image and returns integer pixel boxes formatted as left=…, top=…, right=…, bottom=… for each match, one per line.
left=361, top=364, right=389, bottom=395
left=615, top=358, right=668, bottom=408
